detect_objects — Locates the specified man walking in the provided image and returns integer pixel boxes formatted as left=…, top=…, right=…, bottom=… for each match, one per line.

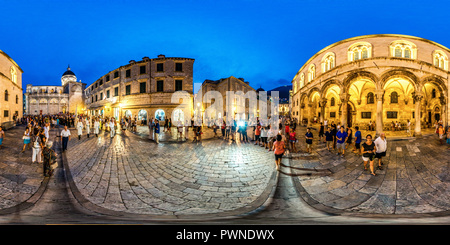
left=155, top=119, right=160, bottom=144
left=336, top=126, right=348, bottom=157
left=60, top=125, right=71, bottom=152
left=374, top=132, right=387, bottom=170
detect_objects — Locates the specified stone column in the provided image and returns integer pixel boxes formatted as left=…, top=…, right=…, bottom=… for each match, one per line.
left=319, top=98, right=327, bottom=123
left=307, top=103, right=313, bottom=127
left=439, top=95, right=447, bottom=127
left=375, top=90, right=384, bottom=136
left=340, top=93, right=350, bottom=128
left=412, top=92, right=424, bottom=137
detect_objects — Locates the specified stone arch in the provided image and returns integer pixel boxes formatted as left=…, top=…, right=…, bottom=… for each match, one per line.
left=320, top=78, right=343, bottom=96
left=421, top=75, right=447, bottom=94
left=306, top=87, right=321, bottom=102
left=343, top=70, right=379, bottom=93
left=379, top=69, right=419, bottom=91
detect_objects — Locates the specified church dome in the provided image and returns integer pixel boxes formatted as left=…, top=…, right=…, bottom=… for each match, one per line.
left=62, top=65, right=75, bottom=76
left=61, top=65, right=77, bottom=86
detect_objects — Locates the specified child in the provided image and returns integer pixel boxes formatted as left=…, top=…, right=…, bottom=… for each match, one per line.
left=273, top=134, right=285, bottom=171
left=289, top=128, right=297, bottom=153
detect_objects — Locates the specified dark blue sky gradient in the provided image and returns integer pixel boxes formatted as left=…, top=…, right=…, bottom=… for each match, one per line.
left=2, top=0, right=450, bottom=93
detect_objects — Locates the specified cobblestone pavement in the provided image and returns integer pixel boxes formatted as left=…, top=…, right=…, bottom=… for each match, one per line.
left=290, top=125, right=450, bottom=217
left=0, top=123, right=449, bottom=223
left=63, top=126, right=277, bottom=218
left=0, top=125, right=59, bottom=213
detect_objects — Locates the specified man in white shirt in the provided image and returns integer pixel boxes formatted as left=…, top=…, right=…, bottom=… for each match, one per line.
left=60, top=125, right=71, bottom=152
left=374, top=132, right=387, bottom=170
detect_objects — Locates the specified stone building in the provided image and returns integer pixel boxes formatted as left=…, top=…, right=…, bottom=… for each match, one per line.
left=0, top=50, right=23, bottom=127
left=291, top=34, right=449, bottom=136
left=198, top=76, right=259, bottom=121
left=25, top=66, right=86, bottom=115
left=84, top=55, right=194, bottom=124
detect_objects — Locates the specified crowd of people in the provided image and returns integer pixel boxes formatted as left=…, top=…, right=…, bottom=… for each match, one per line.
left=1, top=112, right=450, bottom=177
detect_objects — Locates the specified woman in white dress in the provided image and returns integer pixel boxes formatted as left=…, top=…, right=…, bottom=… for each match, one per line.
left=86, top=117, right=91, bottom=138
left=94, top=118, right=100, bottom=137
left=77, top=118, right=84, bottom=140
left=109, top=119, right=115, bottom=138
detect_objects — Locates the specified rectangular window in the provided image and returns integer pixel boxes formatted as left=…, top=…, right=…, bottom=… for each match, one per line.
left=330, top=112, right=336, bottom=118
left=175, top=80, right=183, bottom=91
left=157, top=80, right=164, bottom=92
left=99, top=79, right=103, bottom=86
left=125, top=85, right=131, bottom=95
left=106, top=90, right=110, bottom=98
left=114, top=71, right=119, bottom=78
left=126, top=69, right=131, bottom=78
left=157, top=63, right=164, bottom=72
left=114, top=87, right=119, bottom=97
left=106, top=75, right=110, bottom=82
left=175, top=63, right=183, bottom=72
left=100, top=93, right=103, bottom=100
left=3, top=110, right=9, bottom=117
left=140, top=82, right=146, bottom=93
left=95, top=83, right=98, bottom=88
left=91, top=97, right=94, bottom=103
left=140, top=66, right=146, bottom=74
left=95, top=95, right=98, bottom=102
left=361, top=112, right=372, bottom=119
left=387, top=111, right=398, bottom=119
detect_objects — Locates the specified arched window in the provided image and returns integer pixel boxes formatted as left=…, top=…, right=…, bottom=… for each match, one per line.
left=367, top=92, right=375, bottom=104
left=390, top=91, right=398, bottom=103
left=299, top=73, right=305, bottom=88
left=308, top=64, right=315, bottom=82
left=433, top=50, right=448, bottom=70
left=389, top=40, right=417, bottom=59
left=432, top=89, right=437, bottom=98
left=348, top=42, right=372, bottom=61
left=10, top=66, right=17, bottom=84
left=321, top=52, right=335, bottom=72
left=330, top=97, right=335, bottom=106
left=4, top=90, right=8, bottom=101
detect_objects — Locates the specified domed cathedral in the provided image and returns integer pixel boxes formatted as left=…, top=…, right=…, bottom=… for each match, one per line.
left=291, top=34, right=449, bottom=137
left=25, top=65, right=86, bottom=115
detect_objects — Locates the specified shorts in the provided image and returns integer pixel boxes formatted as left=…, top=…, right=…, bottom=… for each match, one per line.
left=347, top=138, right=352, bottom=144
left=375, top=151, right=386, bottom=158
left=355, top=142, right=361, bottom=149
left=306, top=143, right=312, bottom=149
left=362, top=154, right=375, bottom=162
left=275, top=154, right=283, bottom=161
left=255, top=135, right=260, bottom=140
left=261, top=137, right=267, bottom=143
left=336, top=143, right=345, bottom=150
left=0, top=138, right=2, bottom=145
left=326, top=141, right=333, bottom=148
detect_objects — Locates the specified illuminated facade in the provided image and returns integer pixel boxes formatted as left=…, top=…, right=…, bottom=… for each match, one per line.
left=25, top=66, right=86, bottom=115
left=84, top=55, right=194, bottom=123
left=0, top=50, right=23, bottom=126
left=291, top=34, right=449, bottom=136
left=198, top=76, right=259, bottom=121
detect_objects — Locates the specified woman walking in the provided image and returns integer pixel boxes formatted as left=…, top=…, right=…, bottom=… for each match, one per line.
left=273, top=134, right=286, bottom=171
left=362, top=134, right=377, bottom=176
left=94, top=118, right=100, bottom=137
left=22, top=127, right=31, bottom=153
left=77, top=119, right=83, bottom=140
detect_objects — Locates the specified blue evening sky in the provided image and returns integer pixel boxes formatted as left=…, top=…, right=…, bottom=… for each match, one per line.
left=1, top=0, right=450, bottom=93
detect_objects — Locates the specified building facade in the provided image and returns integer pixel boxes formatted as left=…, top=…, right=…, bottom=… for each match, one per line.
left=198, top=76, right=258, bottom=121
left=0, top=50, right=23, bottom=126
left=25, top=66, right=86, bottom=115
left=291, top=34, right=449, bottom=136
left=84, top=55, right=194, bottom=124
